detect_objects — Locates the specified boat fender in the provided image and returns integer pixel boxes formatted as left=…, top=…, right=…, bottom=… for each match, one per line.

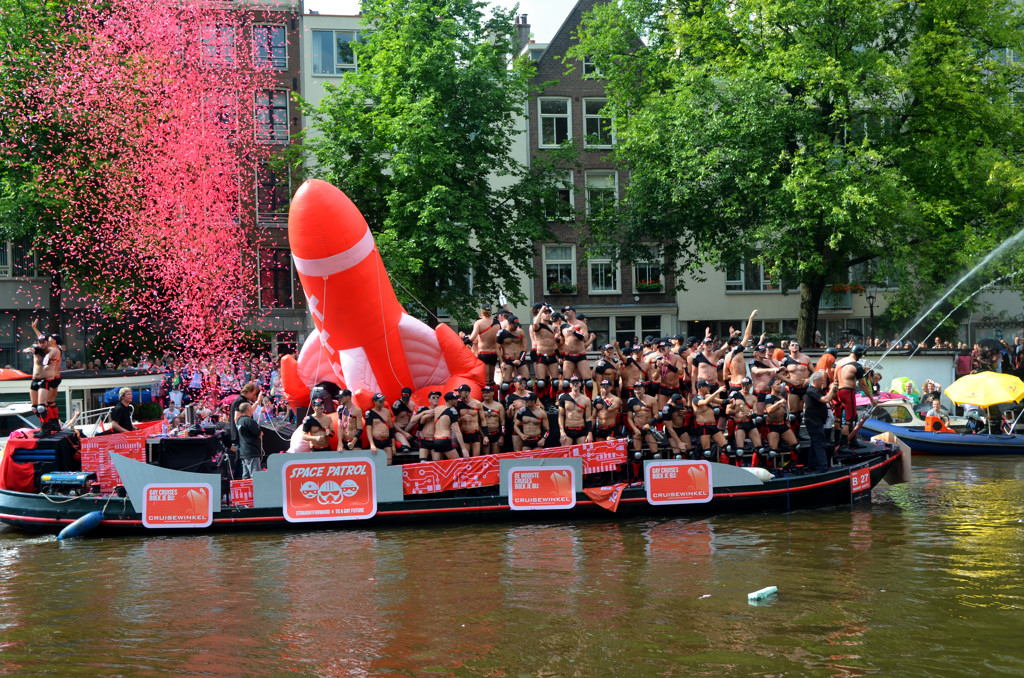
left=56, top=510, right=104, bottom=541
left=741, top=466, right=773, bottom=482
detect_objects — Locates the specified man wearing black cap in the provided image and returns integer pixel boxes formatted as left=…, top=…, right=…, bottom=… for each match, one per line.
left=531, top=304, right=558, bottom=402
left=481, top=385, right=505, bottom=454
left=750, top=344, right=781, bottom=415
left=652, top=340, right=686, bottom=410
left=615, top=341, right=649, bottom=402
left=626, top=381, right=659, bottom=456
left=309, top=396, right=336, bottom=450
left=692, top=380, right=728, bottom=456
left=456, top=384, right=486, bottom=456
left=724, top=310, right=759, bottom=393
left=337, top=389, right=363, bottom=450
left=726, top=388, right=760, bottom=453
left=432, top=392, right=467, bottom=460
left=559, top=376, right=592, bottom=445
left=690, top=331, right=730, bottom=393
left=497, top=316, right=530, bottom=391
left=559, top=305, right=592, bottom=387
left=365, top=392, right=396, bottom=463
left=468, top=303, right=501, bottom=385
left=21, top=331, right=50, bottom=412
left=505, top=377, right=531, bottom=449
left=513, top=391, right=549, bottom=449
left=592, top=379, right=622, bottom=441
left=659, top=392, right=692, bottom=457
left=391, top=387, right=417, bottom=453
left=410, top=391, right=442, bottom=460
left=593, top=344, right=620, bottom=396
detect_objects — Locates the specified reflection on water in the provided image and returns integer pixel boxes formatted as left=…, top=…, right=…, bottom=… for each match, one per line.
left=1, top=457, right=1024, bottom=675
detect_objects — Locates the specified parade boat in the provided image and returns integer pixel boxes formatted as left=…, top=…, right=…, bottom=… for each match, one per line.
left=0, top=429, right=909, bottom=536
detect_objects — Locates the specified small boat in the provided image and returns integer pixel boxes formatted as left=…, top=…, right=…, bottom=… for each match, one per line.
left=0, top=429, right=909, bottom=536
left=857, top=416, right=1024, bottom=455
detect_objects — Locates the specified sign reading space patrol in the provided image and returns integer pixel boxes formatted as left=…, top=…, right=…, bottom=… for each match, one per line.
left=142, top=483, right=214, bottom=528
left=282, top=458, right=377, bottom=523
left=645, top=461, right=713, bottom=505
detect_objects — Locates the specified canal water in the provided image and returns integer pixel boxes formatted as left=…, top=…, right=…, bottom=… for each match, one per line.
left=1, top=457, right=1023, bottom=676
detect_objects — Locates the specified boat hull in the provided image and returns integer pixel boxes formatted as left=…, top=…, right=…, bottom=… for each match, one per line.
left=858, top=418, right=1024, bottom=455
left=0, top=449, right=904, bottom=536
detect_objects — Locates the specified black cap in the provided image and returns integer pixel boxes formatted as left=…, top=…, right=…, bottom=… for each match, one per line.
left=372, top=392, right=385, bottom=402
left=755, top=345, right=766, bottom=352
left=670, top=393, right=683, bottom=403
left=339, top=389, right=352, bottom=397
left=766, top=342, right=775, bottom=348
left=482, top=385, right=494, bottom=392
left=481, top=303, right=492, bottom=310
left=428, top=391, right=442, bottom=398
left=444, top=391, right=458, bottom=401
left=687, top=336, right=698, bottom=346
left=525, top=392, right=538, bottom=400
left=576, top=313, right=587, bottom=320
left=852, top=344, right=866, bottom=358
left=401, top=387, right=412, bottom=395
left=634, top=380, right=644, bottom=388
left=741, top=376, right=752, bottom=385
left=563, top=305, right=575, bottom=312
left=311, top=397, right=325, bottom=406
left=600, top=379, right=611, bottom=386
left=658, top=341, right=669, bottom=348
left=513, top=375, right=525, bottom=382
left=458, top=384, right=471, bottom=392
left=697, top=379, right=710, bottom=389
left=532, top=302, right=545, bottom=311
left=603, top=343, right=614, bottom=351
left=825, top=347, right=838, bottom=356
left=570, top=375, right=580, bottom=382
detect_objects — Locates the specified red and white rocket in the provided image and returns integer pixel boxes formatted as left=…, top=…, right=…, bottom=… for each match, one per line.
left=280, top=179, right=484, bottom=412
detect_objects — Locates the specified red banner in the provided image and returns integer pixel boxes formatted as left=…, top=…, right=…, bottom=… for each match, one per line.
left=142, top=483, right=214, bottom=528
left=282, top=458, right=377, bottom=523
left=230, top=479, right=254, bottom=508
left=401, top=439, right=628, bottom=495
left=582, top=483, right=628, bottom=512
left=80, top=430, right=148, bottom=492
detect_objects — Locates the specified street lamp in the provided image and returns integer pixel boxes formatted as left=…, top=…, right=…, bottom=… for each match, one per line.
left=866, top=290, right=877, bottom=346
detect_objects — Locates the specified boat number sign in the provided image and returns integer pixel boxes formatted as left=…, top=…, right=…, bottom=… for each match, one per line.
left=508, top=466, right=577, bottom=511
left=645, top=461, right=714, bottom=505
left=282, top=458, right=377, bottom=523
left=850, top=466, right=871, bottom=500
left=142, top=483, right=214, bottom=529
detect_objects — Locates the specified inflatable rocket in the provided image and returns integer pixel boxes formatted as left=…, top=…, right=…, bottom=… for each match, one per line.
left=280, top=180, right=485, bottom=413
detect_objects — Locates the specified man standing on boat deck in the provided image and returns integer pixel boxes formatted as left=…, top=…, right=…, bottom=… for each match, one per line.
left=236, top=402, right=263, bottom=479
left=230, top=382, right=261, bottom=452
left=804, top=371, right=838, bottom=472
left=110, top=387, right=134, bottom=433
left=835, top=345, right=876, bottom=440
left=468, top=303, right=501, bottom=386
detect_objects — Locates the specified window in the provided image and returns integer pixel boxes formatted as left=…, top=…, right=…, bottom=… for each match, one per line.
left=204, top=90, right=237, bottom=137
left=259, top=248, right=295, bottom=308
left=256, top=162, right=290, bottom=218
left=312, top=30, right=361, bottom=75
left=634, top=259, right=663, bottom=292
left=543, top=244, right=576, bottom=294
left=585, top=171, right=617, bottom=214
left=582, top=55, right=600, bottom=77
left=583, top=99, right=613, bottom=147
left=0, top=242, right=12, bottom=277
left=538, top=97, right=570, bottom=147
left=589, top=258, right=620, bottom=294
left=255, top=90, right=289, bottom=144
left=201, top=24, right=236, bottom=68
left=591, top=314, right=662, bottom=346
left=725, top=258, right=779, bottom=292
left=253, top=25, right=286, bottom=70
left=543, top=171, right=574, bottom=221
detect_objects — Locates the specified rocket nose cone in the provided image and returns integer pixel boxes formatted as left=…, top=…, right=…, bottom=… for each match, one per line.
left=288, top=179, right=371, bottom=260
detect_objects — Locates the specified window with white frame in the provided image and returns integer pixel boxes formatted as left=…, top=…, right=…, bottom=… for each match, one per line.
left=725, top=258, right=779, bottom=292
left=589, top=258, right=620, bottom=294
left=583, top=98, right=613, bottom=147
left=253, top=24, right=287, bottom=70
left=543, top=244, right=576, bottom=294
left=634, top=259, right=663, bottom=292
left=543, top=171, right=574, bottom=221
left=0, top=241, right=12, bottom=277
left=204, top=90, right=237, bottom=137
left=585, top=170, right=617, bottom=214
left=538, top=98, right=571, bottom=147
left=255, top=90, right=289, bottom=143
left=201, top=24, right=236, bottom=67
left=582, top=55, right=600, bottom=77
left=312, top=30, right=361, bottom=75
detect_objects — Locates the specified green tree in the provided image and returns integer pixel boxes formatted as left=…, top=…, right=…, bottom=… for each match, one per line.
left=304, top=0, right=566, bottom=325
left=573, top=0, right=1024, bottom=346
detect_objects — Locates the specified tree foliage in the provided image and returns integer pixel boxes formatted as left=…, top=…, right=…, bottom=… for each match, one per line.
left=304, top=0, right=566, bottom=325
left=573, top=0, right=1024, bottom=345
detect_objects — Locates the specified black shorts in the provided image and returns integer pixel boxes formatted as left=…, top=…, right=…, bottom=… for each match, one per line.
left=434, top=437, right=454, bottom=453
left=538, top=353, right=558, bottom=366
left=486, top=427, right=501, bottom=439
left=768, top=423, right=790, bottom=435
left=478, top=352, right=498, bottom=366
left=521, top=435, right=543, bottom=450
left=30, top=379, right=46, bottom=391
left=373, top=435, right=393, bottom=448
left=754, top=390, right=769, bottom=403
left=621, top=388, right=635, bottom=402
left=735, top=420, right=756, bottom=432
left=46, top=377, right=62, bottom=389
left=672, top=426, right=689, bottom=438
left=503, top=357, right=518, bottom=366
left=696, top=423, right=719, bottom=438
left=417, top=436, right=434, bottom=451
left=564, top=426, right=587, bottom=443
left=659, top=385, right=681, bottom=398
left=594, top=426, right=615, bottom=439
left=563, top=353, right=587, bottom=364
left=462, top=430, right=481, bottom=444
left=790, top=386, right=807, bottom=397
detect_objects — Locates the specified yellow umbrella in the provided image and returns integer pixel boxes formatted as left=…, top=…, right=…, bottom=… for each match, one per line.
left=944, top=371, right=1024, bottom=408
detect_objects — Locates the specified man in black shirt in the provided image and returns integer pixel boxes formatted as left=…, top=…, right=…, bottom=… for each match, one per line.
left=236, top=402, right=263, bottom=479
left=803, top=371, right=838, bottom=472
left=110, top=387, right=134, bottom=433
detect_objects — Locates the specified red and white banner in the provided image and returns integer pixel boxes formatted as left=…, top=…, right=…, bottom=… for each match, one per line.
left=230, top=479, right=254, bottom=508
left=81, top=430, right=148, bottom=493
left=142, top=483, right=214, bottom=528
left=508, top=466, right=577, bottom=511
left=582, top=483, right=628, bottom=512
left=645, top=461, right=714, bottom=505
left=401, top=439, right=627, bottom=495
left=282, top=458, right=377, bottom=523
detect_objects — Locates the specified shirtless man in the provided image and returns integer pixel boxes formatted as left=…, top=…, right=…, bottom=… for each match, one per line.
left=514, top=392, right=550, bottom=450
left=410, top=391, right=442, bottom=461
left=592, top=379, right=622, bottom=442
left=21, top=332, right=50, bottom=413
left=834, top=344, right=876, bottom=438
left=651, top=341, right=686, bottom=410
left=558, top=376, right=592, bottom=445
left=559, top=306, right=591, bottom=385
left=725, top=310, right=759, bottom=391
left=469, top=303, right=501, bottom=386
left=309, top=397, right=337, bottom=450
left=433, top=392, right=468, bottom=460
left=690, top=333, right=732, bottom=393
left=626, top=381, right=660, bottom=457
left=780, top=341, right=813, bottom=433
left=365, top=393, right=396, bottom=464
left=749, top=344, right=782, bottom=415
left=496, top=316, right=530, bottom=392
left=480, top=385, right=505, bottom=454
left=692, top=380, right=728, bottom=458
left=726, top=389, right=761, bottom=457
left=505, top=377, right=532, bottom=450
left=592, top=344, right=620, bottom=396
left=337, top=389, right=363, bottom=450
left=390, top=387, right=417, bottom=452
left=456, top=384, right=487, bottom=457
left=616, top=343, right=650, bottom=402
left=763, top=380, right=798, bottom=462
left=532, top=305, right=559, bottom=401
left=659, top=393, right=692, bottom=458
left=38, top=325, right=62, bottom=422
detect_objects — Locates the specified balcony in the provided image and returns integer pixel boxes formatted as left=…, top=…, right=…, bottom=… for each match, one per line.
left=819, top=289, right=852, bottom=311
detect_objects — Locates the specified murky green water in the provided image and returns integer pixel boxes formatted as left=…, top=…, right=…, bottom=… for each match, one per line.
left=1, top=457, right=1023, bottom=676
